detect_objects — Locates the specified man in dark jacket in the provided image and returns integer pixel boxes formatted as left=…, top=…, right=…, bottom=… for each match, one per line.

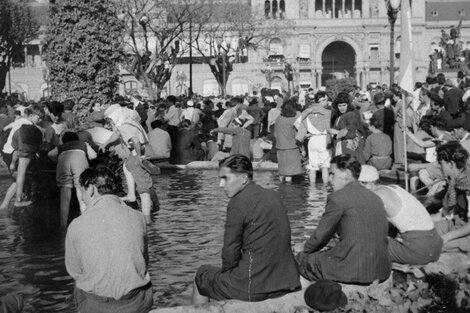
left=192, top=154, right=300, bottom=303
left=294, top=154, right=391, bottom=284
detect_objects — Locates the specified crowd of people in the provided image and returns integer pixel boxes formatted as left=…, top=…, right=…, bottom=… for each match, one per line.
left=2, top=69, right=470, bottom=312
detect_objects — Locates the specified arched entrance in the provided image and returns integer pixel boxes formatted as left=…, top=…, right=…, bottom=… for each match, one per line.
left=321, top=41, right=356, bottom=86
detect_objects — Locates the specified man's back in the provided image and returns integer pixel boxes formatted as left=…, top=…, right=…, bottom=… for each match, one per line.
left=224, top=183, right=300, bottom=296
left=147, top=127, right=171, bottom=158
left=65, top=195, right=150, bottom=300
left=304, top=181, right=391, bottom=284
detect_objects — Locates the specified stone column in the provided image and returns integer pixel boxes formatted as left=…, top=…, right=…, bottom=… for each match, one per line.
left=323, top=0, right=326, bottom=15
left=24, top=46, right=28, bottom=68
left=342, top=0, right=345, bottom=17
left=352, top=0, right=355, bottom=18
left=362, top=0, right=369, bottom=18
left=332, top=0, right=335, bottom=18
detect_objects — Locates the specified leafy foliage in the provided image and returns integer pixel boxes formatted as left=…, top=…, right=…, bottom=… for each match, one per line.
left=43, top=0, right=123, bottom=115
left=325, top=77, right=357, bottom=101
left=0, top=0, right=39, bottom=92
left=307, top=270, right=470, bottom=313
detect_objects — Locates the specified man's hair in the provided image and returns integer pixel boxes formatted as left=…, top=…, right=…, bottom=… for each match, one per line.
left=432, top=117, right=447, bottom=130
left=167, top=95, right=177, bottom=104
left=179, top=119, right=191, bottom=128
left=219, top=154, right=253, bottom=180
left=114, top=95, right=128, bottom=107
left=46, top=101, right=64, bottom=117
left=314, top=91, right=328, bottom=103
left=331, top=154, right=361, bottom=179
left=79, top=166, right=120, bottom=195
left=436, top=141, right=469, bottom=170
left=369, top=116, right=383, bottom=131
left=62, top=131, right=79, bottom=143
left=419, top=115, right=434, bottom=135
left=151, top=119, right=163, bottom=129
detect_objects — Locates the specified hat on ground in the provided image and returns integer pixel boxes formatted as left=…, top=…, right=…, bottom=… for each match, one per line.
left=358, top=164, right=380, bottom=182
left=304, top=279, right=347, bottom=312
left=373, top=92, right=386, bottom=105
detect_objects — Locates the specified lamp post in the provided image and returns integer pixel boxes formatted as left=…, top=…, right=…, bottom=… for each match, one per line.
left=216, top=35, right=231, bottom=97
left=387, top=0, right=400, bottom=87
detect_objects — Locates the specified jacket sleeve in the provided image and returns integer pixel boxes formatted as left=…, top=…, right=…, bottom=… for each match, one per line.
left=221, top=202, right=244, bottom=272
left=304, top=196, right=343, bottom=253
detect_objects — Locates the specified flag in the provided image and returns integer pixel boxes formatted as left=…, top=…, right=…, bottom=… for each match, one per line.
left=398, top=0, right=414, bottom=93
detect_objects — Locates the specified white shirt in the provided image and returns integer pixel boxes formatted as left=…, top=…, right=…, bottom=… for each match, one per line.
left=181, top=107, right=201, bottom=124
left=3, top=117, right=32, bottom=154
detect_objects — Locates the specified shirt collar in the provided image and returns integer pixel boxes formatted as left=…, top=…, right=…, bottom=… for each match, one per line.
left=86, top=194, right=121, bottom=213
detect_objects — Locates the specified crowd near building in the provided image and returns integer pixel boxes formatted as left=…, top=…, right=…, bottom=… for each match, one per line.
left=4, top=0, right=470, bottom=312
left=7, top=0, right=470, bottom=99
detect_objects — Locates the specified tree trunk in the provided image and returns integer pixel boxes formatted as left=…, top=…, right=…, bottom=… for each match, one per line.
left=0, top=63, right=9, bottom=94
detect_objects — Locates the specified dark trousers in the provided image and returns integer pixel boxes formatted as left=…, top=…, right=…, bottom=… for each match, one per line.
left=74, top=283, right=153, bottom=313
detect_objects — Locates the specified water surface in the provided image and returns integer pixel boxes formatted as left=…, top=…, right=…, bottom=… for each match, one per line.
left=0, top=170, right=327, bottom=312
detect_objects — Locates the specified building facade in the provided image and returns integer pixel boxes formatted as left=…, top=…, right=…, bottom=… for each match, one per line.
left=169, top=0, right=470, bottom=97
left=6, top=0, right=470, bottom=100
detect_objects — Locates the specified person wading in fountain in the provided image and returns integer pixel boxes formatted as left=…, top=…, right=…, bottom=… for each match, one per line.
left=191, top=154, right=300, bottom=304
left=65, top=166, right=152, bottom=313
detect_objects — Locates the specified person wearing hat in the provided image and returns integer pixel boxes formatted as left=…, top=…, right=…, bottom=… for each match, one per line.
left=181, top=99, right=203, bottom=129
left=295, top=154, right=391, bottom=284
left=443, top=79, right=464, bottom=117
left=359, top=165, right=443, bottom=265
left=371, top=92, right=395, bottom=140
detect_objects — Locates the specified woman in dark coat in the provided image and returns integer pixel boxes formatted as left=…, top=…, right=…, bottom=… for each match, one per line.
left=330, top=92, right=365, bottom=164
left=274, top=99, right=303, bottom=182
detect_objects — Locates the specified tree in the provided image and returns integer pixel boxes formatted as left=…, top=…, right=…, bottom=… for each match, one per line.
left=0, top=0, right=39, bottom=94
left=43, top=0, right=123, bottom=114
left=113, top=0, right=196, bottom=100
left=325, top=77, right=357, bottom=100
left=188, top=1, right=292, bottom=96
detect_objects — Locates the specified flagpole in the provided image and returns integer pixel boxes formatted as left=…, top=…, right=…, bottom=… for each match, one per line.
left=402, top=93, right=409, bottom=191
left=397, top=0, right=414, bottom=192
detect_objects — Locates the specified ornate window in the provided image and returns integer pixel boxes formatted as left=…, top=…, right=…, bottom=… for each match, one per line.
left=315, top=0, right=362, bottom=19
left=265, top=0, right=286, bottom=19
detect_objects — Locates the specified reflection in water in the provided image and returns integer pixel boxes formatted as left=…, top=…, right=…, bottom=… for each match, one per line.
left=0, top=170, right=327, bottom=312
